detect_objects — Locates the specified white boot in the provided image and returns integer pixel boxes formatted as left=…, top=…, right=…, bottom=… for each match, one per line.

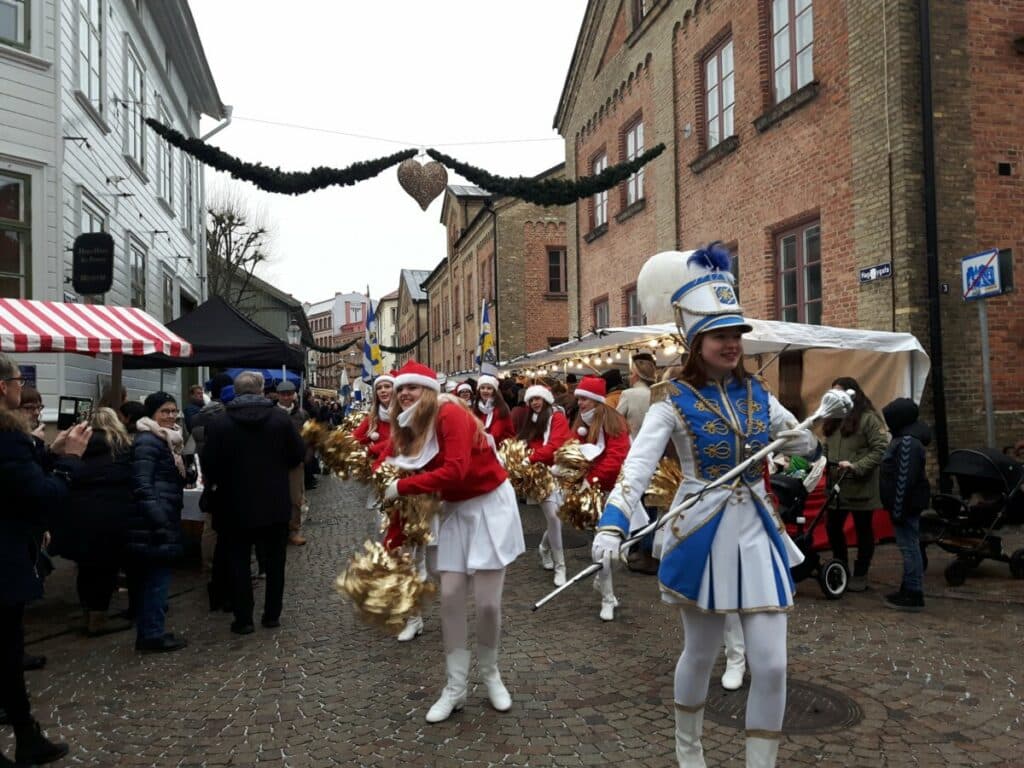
left=425, top=649, right=470, bottom=723
left=721, top=614, right=746, bottom=690
left=597, top=555, right=617, bottom=621
left=745, top=735, right=780, bottom=768
left=674, top=704, right=707, bottom=767
left=396, top=615, right=424, bottom=642
left=538, top=532, right=554, bottom=570
left=551, top=548, right=566, bottom=586
left=477, top=646, right=512, bottom=712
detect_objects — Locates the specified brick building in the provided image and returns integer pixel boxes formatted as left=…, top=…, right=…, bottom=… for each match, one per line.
left=303, top=292, right=369, bottom=394
left=423, top=177, right=570, bottom=374
left=376, top=289, right=400, bottom=373
left=395, top=269, right=431, bottom=367
left=555, top=0, right=1023, bottom=453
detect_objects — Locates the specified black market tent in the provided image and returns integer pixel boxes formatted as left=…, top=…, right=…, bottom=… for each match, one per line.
left=122, top=295, right=305, bottom=371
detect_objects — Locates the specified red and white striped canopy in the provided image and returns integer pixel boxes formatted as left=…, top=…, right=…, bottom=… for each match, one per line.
left=0, top=298, right=192, bottom=358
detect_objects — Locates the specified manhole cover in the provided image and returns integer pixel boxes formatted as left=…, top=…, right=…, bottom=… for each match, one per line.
left=704, top=677, right=862, bottom=734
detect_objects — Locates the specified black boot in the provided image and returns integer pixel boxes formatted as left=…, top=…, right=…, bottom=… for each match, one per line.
left=884, top=590, right=924, bottom=612
left=21, top=653, right=46, bottom=671
left=14, top=720, right=69, bottom=765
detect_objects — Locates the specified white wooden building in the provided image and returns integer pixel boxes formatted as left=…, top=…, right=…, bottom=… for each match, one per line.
left=0, top=0, right=227, bottom=408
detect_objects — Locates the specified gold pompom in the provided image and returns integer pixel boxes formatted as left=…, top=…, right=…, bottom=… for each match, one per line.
left=336, top=540, right=436, bottom=635
left=301, top=419, right=330, bottom=448
left=498, top=439, right=554, bottom=500
left=558, top=481, right=604, bottom=531
left=341, top=411, right=366, bottom=433
left=646, top=458, right=683, bottom=509
left=320, top=429, right=373, bottom=483
left=372, top=464, right=440, bottom=546
left=553, top=440, right=590, bottom=485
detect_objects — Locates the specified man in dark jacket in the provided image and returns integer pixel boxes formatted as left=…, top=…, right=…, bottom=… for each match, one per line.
left=0, top=352, right=89, bottom=765
left=276, top=380, right=312, bottom=544
left=202, top=371, right=305, bottom=634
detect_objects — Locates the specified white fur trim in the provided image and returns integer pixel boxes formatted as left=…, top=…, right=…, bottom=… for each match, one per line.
left=393, top=372, right=440, bottom=392
left=637, top=250, right=696, bottom=325
left=477, top=374, right=500, bottom=390
left=455, top=382, right=473, bottom=395
left=575, top=389, right=606, bottom=405
left=577, top=425, right=588, bottom=437
left=524, top=385, right=553, bottom=405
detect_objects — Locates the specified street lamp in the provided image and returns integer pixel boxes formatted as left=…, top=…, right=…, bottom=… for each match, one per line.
left=286, top=318, right=301, bottom=346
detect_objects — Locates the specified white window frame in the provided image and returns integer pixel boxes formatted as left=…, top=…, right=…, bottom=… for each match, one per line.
left=128, top=233, right=147, bottom=309
left=624, top=121, right=644, bottom=205
left=592, top=153, right=608, bottom=229
left=594, top=298, right=610, bottom=329
left=771, top=0, right=814, bottom=104
left=161, top=267, right=175, bottom=322
left=0, top=0, right=28, bottom=50
left=0, top=170, right=31, bottom=299
left=704, top=39, right=735, bottom=149
left=156, top=100, right=174, bottom=209
left=76, top=0, right=104, bottom=115
left=777, top=221, right=821, bottom=324
left=122, top=36, right=146, bottom=175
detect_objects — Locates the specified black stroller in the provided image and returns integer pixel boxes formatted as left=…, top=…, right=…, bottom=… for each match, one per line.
left=771, top=466, right=851, bottom=599
left=921, top=448, right=1024, bottom=586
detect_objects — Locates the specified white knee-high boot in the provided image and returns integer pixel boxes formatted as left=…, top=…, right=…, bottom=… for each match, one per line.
left=595, top=552, right=617, bottom=620
left=425, top=649, right=471, bottom=723
left=674, top=704, right=706, bottom=767
left=745, top=734, right=779, bottom=767
left=551, top=548, right=566, bottom=586
left=538, top=530, right=554, bottom=570
left=477, top=646, right=512, bottom=712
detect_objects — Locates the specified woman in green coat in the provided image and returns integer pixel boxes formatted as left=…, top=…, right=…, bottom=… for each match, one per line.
left=822, top=377, right=890, bottom=591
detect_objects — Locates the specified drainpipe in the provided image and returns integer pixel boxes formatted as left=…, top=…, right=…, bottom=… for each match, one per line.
left=200, top=104, right=233, bottom=142
left=487, top=203, right=500, bottom=361
left=918, top=0, right=950, bottom=472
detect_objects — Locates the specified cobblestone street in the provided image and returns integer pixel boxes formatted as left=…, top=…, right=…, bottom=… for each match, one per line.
left=7, top=476, right=1024, bottom=767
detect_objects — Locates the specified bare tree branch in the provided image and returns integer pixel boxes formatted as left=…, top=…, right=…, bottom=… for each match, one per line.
left=205, top=181, right=275, bottom=318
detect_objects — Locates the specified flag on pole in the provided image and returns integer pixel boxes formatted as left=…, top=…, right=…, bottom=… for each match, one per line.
left=475, top=299, right=498, bottom=375
left=361, top=290, right=383, bottom=383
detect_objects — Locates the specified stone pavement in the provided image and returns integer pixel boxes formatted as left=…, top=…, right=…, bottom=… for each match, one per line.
left=5, top=475, right=1024, bottom=767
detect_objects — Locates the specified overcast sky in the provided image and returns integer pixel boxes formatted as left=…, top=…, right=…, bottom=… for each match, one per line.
left=189, top=1, right=587, bottom=306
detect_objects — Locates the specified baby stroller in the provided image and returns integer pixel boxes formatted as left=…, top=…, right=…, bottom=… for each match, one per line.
left=921, top=448, right=1024, bottom=586
left=770, top=465, right=851, bottom=599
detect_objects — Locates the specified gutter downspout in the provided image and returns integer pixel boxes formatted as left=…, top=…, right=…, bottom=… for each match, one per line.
left=918, top=0, right=950, bottom=472
left=488, top=203, right=500, bottom=362
left=200, top=104, right=233, bottom=141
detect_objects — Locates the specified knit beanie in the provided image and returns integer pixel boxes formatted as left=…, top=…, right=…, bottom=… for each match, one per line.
left=144, top=391, right=177, bottom=418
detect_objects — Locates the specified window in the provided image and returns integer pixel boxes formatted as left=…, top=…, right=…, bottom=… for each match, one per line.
left=704, top=39, right=735, bottom=149
left=129, top=236, right=146, bottom=309
left=157, top=100, right=173, bottom=206
left=77, top=0, right=104, bottom=113
left=350, top=304, right=361, bottom=324
left=0, top=0, right=28, bottom=49
left=464, top=274, right=473, bottom=316
left=730, top=250, right=741, bottom=302
left=0, top=172, right=30, bottom=299
left=593, top=298, right=610, bottom=329
left=123, top=42, right=145, bottom=171
left=79, top=189, right=107, bottom=303
left=625, top=286, right=643, bottom=325
left=453, top=282, right=461, bottom=327
left=777, top=221, right=821, bottom=324
left=182, top=158, right=194, bottom=237
left=390, top=306, right=397, bottom=324
left=162, top=271, right=174, bottom=322
left=771, top=0, right=813, bottom=103
left=624, top=120, right=645, bottom=205
left=591, top=153, right=608, bottom=229
left=632, top=0, right=649, bottom=26
left=548, top=248, right=567, bottom=294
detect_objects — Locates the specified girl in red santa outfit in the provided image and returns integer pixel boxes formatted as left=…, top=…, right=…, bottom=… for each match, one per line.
left=518, top=384, right=571, bottom=586
left=383, top=361, right=525, bottom=723
left=473, top=374, right=514, bottom=448
left=569, top=376, right=632, bottom=621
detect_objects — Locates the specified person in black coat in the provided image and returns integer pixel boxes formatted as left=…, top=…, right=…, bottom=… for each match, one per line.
left=0, top=353, right=90, bottom=766
left=53, top=408, right=136, bottom=637
left=201, top=371, right=305, bottom=634
left=128, top=392, right=189, bottom=653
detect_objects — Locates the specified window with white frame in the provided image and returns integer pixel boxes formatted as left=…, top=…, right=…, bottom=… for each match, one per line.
left=77, top=0, right=104, bottom=113
left=591, top=153, right=608, bottom=229
left=157, top=101, right=174, bottom=207
left=123, top=41, right=145, bottom=171
left=0, top=172, right=30, bottom=299
left=0, top=0, right=28, bottom=49
left=162, top=270, right=174, bottom=322
left=771, top=0, right=813, bottom=103
left=704, top=38, right=735, bottom=149
left=182, top=157, right=194, bottom=237
left=777, top=221, right=821, bottom=324
left=79, top=189, right=107, bottom=304
left=624, top=120, right=644, bottom=205
left=129, top=236, right=147, bottom=309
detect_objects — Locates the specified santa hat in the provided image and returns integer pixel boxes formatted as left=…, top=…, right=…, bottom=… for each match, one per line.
left=477, top=374, right=500, bottom=391
left=393, top=360, right=441, bottom=392
left=455, top=382, right=473, bottom=396
left=523, top=384, right=554, bottom=405
left=637, top=243, right=751, bottom=346
left=574, top=376, right=607, bottom=404
left=374, top=370, right=397, bottom=388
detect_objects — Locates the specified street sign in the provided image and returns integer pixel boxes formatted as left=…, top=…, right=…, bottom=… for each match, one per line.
left=859, top=263, right=892, bottom=284
left=961, top=248, right=1003, bottom=301
left=72, top=232, right=114, bottom=295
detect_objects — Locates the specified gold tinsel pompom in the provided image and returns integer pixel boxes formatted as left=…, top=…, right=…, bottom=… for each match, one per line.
left=341, top=411, right=366, bottom=433
left=558, top=481, right=605, bottom=531
left=646, top=458, right=683, bottom=509
left=336, top=540, right=436, bottom=635
left=320, top=429, right=373, bottom=483
left=301, top=419, right=330, bottom=448
left=553, top=440, right=590, bottom=485
left=372, top=464, right=440, bottom=546
left=498, top=439, right=554, bottom=500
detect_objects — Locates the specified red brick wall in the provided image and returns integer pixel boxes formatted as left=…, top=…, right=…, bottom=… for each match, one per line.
left=522, top=220, right=570, bottom=353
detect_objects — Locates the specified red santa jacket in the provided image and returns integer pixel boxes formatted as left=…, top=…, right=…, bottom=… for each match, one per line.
left=527, top=410, right=571, bottom=465
left=477, top=408, right=515, bottom=447
left=583, top=424, right=631, bottom=492
left=352, top=414, right=391, bottom=471
left=394, top=401, right=508, bottom=501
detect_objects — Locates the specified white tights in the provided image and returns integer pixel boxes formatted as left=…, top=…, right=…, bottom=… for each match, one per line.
left=675, top=609, right=788, bottom=733
left=438, top=569, right=506, bottom=654
left=540, top=498, right=563, bottom=551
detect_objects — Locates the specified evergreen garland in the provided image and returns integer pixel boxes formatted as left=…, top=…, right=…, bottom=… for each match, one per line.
left=145, top=119, right=416, bottom=195
left=302, top=331, right=427, bottom=355
left=426, top=145, right=666, bottom=207
left=380, top=332, right=428, bottom=354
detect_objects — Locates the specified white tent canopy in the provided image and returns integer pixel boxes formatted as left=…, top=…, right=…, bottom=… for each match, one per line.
left=501, top=318, right=930, bottom=412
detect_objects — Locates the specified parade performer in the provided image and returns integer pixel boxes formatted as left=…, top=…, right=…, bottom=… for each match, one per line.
left=591, top=245, right=823, bottom=768
left=474, top=374, right=515, bottom=448
left=518, top=385, right=571, bottom=585
left=383, top=361, right=525, bottom=723
left=455, top=382, right=474, bottom=403
left=567, top=376, right=631, bottom=620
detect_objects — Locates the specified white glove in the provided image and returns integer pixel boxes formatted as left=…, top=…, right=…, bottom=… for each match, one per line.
left=817, top=388, right=854, bottom=420
left=383, top=480, right=400, bottom=502
left=776, top=428, right=806, bottom=442
left=549, top=464, right=565, bottom=478
left=591, top=531, right=622, bottom=564
left=522, top=458, right=533, bottom=467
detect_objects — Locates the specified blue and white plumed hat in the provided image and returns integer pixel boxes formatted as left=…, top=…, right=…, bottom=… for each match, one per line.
left=636, top=243, right=750, bottom=347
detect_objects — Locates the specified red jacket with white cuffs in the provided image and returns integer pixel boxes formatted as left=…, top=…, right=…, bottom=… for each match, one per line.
left=478, top=411, right=515, bottom=447
left=585, top=427, right=631, bottom=492
left=527, top=410, right=571, bottom=465
left=394, top=402, right=508, bottom=501
left=352, top=415, right=391, bottom=470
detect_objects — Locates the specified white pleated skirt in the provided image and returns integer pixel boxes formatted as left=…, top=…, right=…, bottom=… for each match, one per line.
left=434, top=480, right=525, bottom=574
